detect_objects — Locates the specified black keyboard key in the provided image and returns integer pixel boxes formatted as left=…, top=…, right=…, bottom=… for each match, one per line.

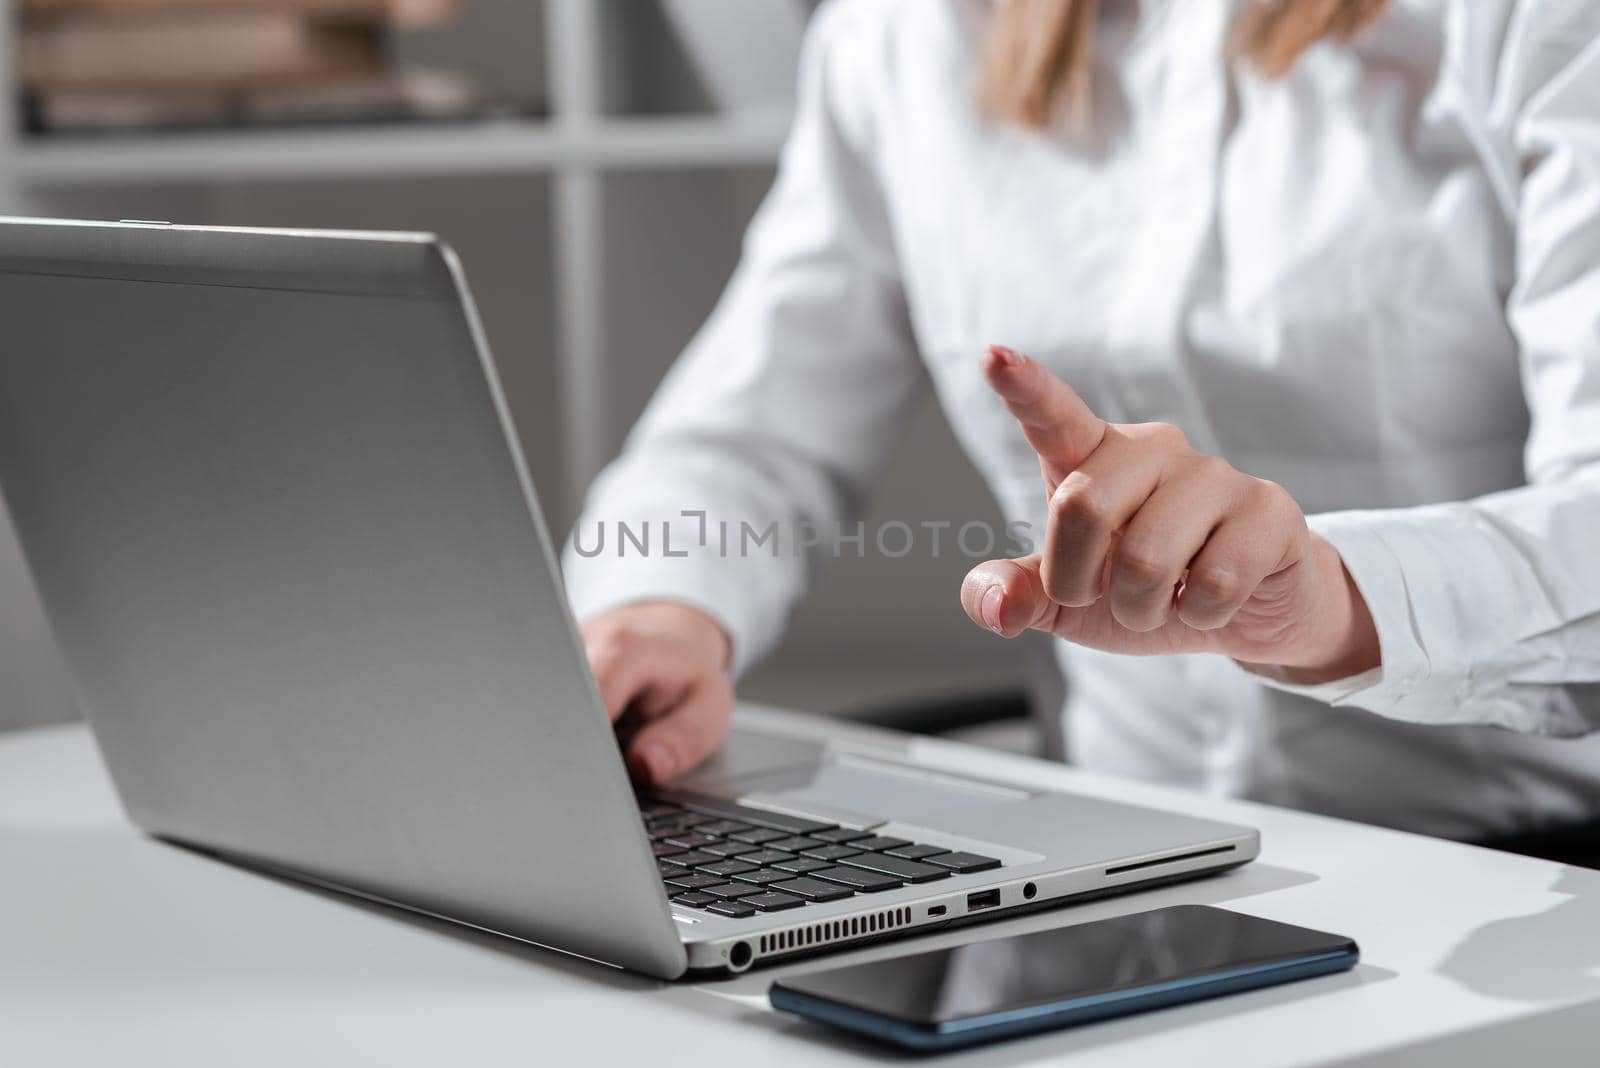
left=698, top=858, right=758, bottom=877
left=926, top=851, right=1002, bottom=874
left=703, top=882, right=762, bottom=900
left=769, top=877, right=855, bottom=902
left=884, top=844, right=950, bottom=861
left=639, top=802, right=680, bottom=819
left=731, top=868, right=794, bottom=886
left=701, top=840, right=759, bottom=858
left=705, top=900, right=758, bottom=918
left=671, top=891, right=716, bottom=907
left=694, top=819, right=754, bottom=837
left=763, top=815, right=838, bottom=835
left=767, top=836, right=826, bottom=853
left=743, top=891, right=806, bottom=912
left=736, top=849, right=797, bottom=867
left=771, top=856, right=831, bottom=875
left=648, top=824, right=692, bottom=842
left=658, top=861, right=683, bottom=876
left=652, top=842, right=687, bottom=858
left=663, top=872, right=724, bottom=891
left=799, top=844, right=862, bottom=862
left=644, top=810, right=703, bottom=827
left=840, top=854, right=951, bottom=883
left=811, top=866, right=905, bottom=893
left=852, top=836, right=911, bottom=853
left=811, top=827, right=875, bottom=844
left=728, top=827, right=788, bottom=846
left=659, top=850, right=720, bottom=869
left=663, top=833, right=719, bottom=850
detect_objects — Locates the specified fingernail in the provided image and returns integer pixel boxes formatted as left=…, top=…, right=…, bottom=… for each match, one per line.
left=638, top=743, right=675, bottom=782
left=981, top=585, right=1006, bottom=634
left=991, top=345, right=1023, bottom=367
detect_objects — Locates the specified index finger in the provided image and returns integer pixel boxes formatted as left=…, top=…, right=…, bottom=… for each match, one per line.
left=982, top=345, right=1107, bottom=485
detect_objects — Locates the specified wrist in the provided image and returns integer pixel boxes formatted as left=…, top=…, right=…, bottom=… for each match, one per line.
left=1243, top=536, right=1380, bottom=687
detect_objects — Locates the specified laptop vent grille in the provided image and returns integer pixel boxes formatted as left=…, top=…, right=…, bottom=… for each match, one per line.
left=757, top=906, right=912, bottom=957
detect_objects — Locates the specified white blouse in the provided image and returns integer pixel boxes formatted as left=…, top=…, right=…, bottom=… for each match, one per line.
left=564, top=0, right=1600, bottom=839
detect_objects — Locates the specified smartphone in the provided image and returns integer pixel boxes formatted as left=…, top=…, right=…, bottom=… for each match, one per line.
left=769, top=905, right=1358, bottom=1052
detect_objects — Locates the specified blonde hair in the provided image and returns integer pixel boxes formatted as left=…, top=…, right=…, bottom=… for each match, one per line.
left=979, top=0, right=1390, bottom=128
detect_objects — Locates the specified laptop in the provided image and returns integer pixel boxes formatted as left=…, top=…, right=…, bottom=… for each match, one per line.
left=0, top=217, right=1258, bottom=978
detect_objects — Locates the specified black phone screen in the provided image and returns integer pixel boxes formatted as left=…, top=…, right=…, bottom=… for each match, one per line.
left=774, top=905, right=1356, bottom=1027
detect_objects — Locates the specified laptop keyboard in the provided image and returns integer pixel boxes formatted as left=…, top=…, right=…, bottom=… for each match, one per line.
left=640, top=795, right=1001, bottom=920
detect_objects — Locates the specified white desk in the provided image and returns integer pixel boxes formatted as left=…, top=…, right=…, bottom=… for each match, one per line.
left=3, top=708, right=1598, bottom=1067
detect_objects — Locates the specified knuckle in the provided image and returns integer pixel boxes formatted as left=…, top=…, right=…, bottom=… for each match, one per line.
left=1049, top=474, right=1106, bottom=534
left=584, top=624, right=639, bottom=675
left=1115, top=542, right=1172, bottom=588
left=593, top=617, right=638, bottom=647
left=1187, top=566, right=1246, bottom=606
left=1252, top=478, right=1307, bottom=526
left=586, top=638, right=624, bottom=674
left=1195, top=454, right=1234, bottom=481
left=1139, top=421, right=1188, bottom=451
left=1249, top=476, right=1288, bottom=508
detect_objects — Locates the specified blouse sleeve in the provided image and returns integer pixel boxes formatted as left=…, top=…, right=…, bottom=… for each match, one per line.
left=1258, top=1, right=1600, bottom=735
left=560, top=1, right=925, bottom=675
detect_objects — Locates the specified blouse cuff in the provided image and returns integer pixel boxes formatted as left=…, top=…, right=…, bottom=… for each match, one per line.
left=561, top=534, right=790, bottom=680
left=1244, top=511, right=1484, bottom=724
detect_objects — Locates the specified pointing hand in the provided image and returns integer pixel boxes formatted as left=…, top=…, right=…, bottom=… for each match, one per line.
left=960, top=347, right=1379, bottom=683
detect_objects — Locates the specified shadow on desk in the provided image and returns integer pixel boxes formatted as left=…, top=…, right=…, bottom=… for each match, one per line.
left=1436, top=865, right=1600, bottom=1006
left=1315, top=998, right=1600, bottom=1068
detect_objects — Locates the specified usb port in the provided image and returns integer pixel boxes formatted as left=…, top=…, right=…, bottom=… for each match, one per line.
left=927, top=905, right=947, bottom=917
left=966, top=889, right=1001, bottom=911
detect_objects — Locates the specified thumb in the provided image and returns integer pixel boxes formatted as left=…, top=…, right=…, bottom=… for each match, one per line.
left=961, top=555, right=1057, bottom=639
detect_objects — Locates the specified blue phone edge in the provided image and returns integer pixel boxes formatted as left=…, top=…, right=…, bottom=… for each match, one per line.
left=769, top=945, right=1360, bottom=1052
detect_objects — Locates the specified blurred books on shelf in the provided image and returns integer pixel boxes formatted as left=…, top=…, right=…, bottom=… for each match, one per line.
left=28, top=70, right=480, bottom=132
left=17, top=0, right=485, bottom=134
left=22, top=0, right=461, bottom=31
left=22, top=9, right=379, bottom=90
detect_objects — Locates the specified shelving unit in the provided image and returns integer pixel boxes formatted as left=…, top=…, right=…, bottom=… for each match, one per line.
left=11, top=113, right=792, bottom=185
left=0, top=0, right=1027, bottom=729
left=0, top=0, right=793, bottom=507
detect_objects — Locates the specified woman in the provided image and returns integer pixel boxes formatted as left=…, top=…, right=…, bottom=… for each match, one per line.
left=563, top=0, right=1600, bottom=843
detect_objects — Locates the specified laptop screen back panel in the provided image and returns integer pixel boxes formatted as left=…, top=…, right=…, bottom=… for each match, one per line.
left=0, top=219, right=686, bottom=978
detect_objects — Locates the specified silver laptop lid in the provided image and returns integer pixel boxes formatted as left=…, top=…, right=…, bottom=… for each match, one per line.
left=0, top=217, right=686, bottom=978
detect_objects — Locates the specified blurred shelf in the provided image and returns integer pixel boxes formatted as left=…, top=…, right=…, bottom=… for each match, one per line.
left=13, top=111, right=793, bottom=187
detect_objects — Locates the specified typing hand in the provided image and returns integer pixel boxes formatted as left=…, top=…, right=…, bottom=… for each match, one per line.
left=960, top=346, right=1379, bottom=684
left=581, top=602, right=733, bottom=784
